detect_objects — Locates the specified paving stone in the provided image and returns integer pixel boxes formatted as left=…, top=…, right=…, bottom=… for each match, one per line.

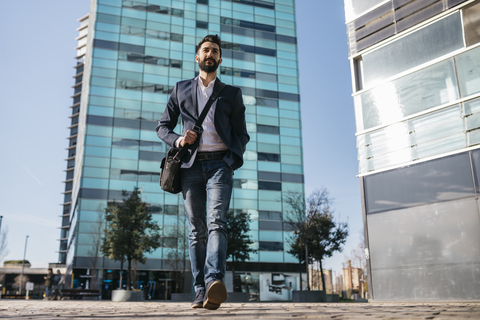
left=0, top=301, right=479, bottom=319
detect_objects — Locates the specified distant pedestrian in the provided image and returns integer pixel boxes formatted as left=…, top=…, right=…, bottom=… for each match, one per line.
left=51, top=270, right=64, bottom=300
left=158, top=282, right=166, bottom=300
left=43, top=268, right=53, bottom=300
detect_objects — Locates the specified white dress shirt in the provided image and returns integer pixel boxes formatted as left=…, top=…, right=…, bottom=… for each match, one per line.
left=175, top=77, right=228, bottom=152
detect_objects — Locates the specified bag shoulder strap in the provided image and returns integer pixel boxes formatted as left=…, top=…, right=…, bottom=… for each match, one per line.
left=174, top=79, right=227, bottom=161
left=193, top=81, right=226, bottom=132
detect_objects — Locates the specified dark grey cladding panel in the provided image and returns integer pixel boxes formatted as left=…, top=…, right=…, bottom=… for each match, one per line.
left=372, top=262, right=480, bottom=300
left=368, top=198, right=480, bottom=269
left=368, top=197, right=480, bottom=300
left=447, top=0, right=470, bottom=8
left=356, top=24, right=396, bottom=53
left=395, top=0, right=442, bottom=21
left=354, top=2, right=394, bottom=30
left=355, top=11, right=395, bottom=41
left=396, top=1, right=444, bottom=32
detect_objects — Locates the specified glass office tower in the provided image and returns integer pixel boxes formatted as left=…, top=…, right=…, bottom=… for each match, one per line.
left=60, top=0, right=304, bottom=300
left=345, top=0, right=480, bottom=300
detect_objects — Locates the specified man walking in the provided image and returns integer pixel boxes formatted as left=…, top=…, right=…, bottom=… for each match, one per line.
left=157, top=34, right=249, bottom=310
left=51, top=270, right=64, bottom=300
left=43, top=268, right=53, bottom=300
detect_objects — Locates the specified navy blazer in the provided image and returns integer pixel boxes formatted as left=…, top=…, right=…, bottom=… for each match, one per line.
left=156, top=77, right=250, bottom=170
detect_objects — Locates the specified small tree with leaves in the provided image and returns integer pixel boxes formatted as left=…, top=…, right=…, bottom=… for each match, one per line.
left=101, top=187, right=162, bottom=290
left=226, top=210, right=255, bottom=285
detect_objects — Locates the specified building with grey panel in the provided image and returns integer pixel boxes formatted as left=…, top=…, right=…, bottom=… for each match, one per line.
left=344, top=0, right=480, bottom=300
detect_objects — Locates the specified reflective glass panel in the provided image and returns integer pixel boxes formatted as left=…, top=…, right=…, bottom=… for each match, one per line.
left=362, top=12, right=464, bottom=88
left=358, top=106, right=465, bottom=173
left=357, top=58, right=459, bottom=131
left=455, top=45, right=480, bottom=98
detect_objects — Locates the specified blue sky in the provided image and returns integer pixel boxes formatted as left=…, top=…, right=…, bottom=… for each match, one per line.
left=0, top=1, right=361, bottom=276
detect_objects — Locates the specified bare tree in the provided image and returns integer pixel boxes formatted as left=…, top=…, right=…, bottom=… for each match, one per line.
left=344, top=231, right=367, bottom=297
left=14, top=274, right=30, bottom=291
left=165, top=214, right=189, bottom=293
left=283, top=190, right=308, bottom=290
left=0, top=226, right=9, bottom=264
left=347, top=242, right=366, bottom=270
left=88, top=208, right=105, bottom=289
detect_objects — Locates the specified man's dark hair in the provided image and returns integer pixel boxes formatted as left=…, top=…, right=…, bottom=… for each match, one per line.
left=197, top=34, right=222, bottom=58
left=48, top=268, right=53, bottom=272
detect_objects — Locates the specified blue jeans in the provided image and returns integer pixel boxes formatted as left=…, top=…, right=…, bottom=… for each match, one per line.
left=45, top=286, right=52, bottom=298
left=180, top=159, right=233, bottom=293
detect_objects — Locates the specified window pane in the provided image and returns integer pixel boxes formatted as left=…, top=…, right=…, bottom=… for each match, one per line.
left=258, top=221, right=283, bottom=231
left=456, top=45, right=480, bottom=98
left=357, top=105, right=465, bottom=173
left=364, top=152, right=475, bottom=214
left=362, top=12, right=464, bottom=88
left=357, top=58, right=459, bottom=130
left=258, top=241, right=284, bottom=251
left=259, top=211, right=283, bottom=220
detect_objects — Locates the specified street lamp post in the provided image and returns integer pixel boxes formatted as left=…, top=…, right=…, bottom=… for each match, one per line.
left=19, top=235, right=29, bottom=296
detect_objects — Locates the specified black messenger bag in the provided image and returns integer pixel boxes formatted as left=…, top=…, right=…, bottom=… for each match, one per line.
left=159, top=147, right=183, bottom=194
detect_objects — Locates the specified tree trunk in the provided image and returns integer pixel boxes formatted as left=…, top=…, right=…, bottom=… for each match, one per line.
left=298, top=257, right=302, bottom=291
left=317, top=262, right=320, bottom=290
left=305, top=243, right=309, bottom=291
left=319, top=259, right=326, bottom=293
left=91, top=268, right=96, bottom=290
left=119, top=258, right=124, bottom=290
left=127, top=258, right=132, bottom=291
left=183, top=245, right=186, bottom=293
left=133, top=259, right=137, bottom=290
left=232, top=255, right=236, bottom=292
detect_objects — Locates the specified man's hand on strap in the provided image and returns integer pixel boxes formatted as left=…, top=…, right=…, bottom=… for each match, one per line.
left=179, top=129, right=198, bottom=147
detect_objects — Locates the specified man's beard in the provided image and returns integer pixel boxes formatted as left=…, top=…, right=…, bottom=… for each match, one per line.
left=199, top=57, right=219, bottom=73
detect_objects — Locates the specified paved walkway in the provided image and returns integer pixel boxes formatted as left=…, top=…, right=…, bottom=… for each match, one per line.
left=1, top=300, right=479, bottom=319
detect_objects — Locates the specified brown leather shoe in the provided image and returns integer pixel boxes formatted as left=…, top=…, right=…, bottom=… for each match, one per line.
left=191, top=290, right=205, bottom=308
left=203, top=280, right=227, bottom=310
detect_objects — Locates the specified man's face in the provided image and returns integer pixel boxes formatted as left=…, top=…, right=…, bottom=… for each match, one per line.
left=196, top=42, right=222, bottom=73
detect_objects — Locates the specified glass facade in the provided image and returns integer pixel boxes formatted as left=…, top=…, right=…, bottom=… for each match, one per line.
left=345, top=0, right=480, bottom=300
left=60, top=0, right=305, bottom=300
